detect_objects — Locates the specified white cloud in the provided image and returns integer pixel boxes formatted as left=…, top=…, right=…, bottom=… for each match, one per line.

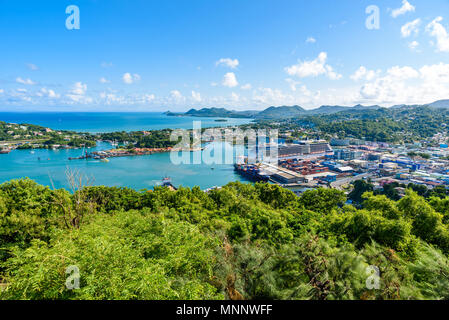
left=401, top=19, right=421, bottom=38
left=191, top=90, right=202, bottom=102
left=231, top=92, right=240, bottom=102
left=285, top=52, right=342, bottom=80
left=357, top=63, right=449, bottom=105
left=0, top=89, right=4, bottom=94
left=141, top=94, right=155, bottom=104
left=253, top=87, right=293, bottom=105
left=122, top=73, right=141, bottom=84
left=391, top=0, right=415, bottom=18
left=350, top=66, right=381, bottom=81
left=420, top=63, right=449, bottom=83
left=306, top=37, right=316, bottom=43
left=38, top=88, right=60, bottom=99
left=285, top=78, right=301, bottom=91
left=387, top=66, right=419, bottom=79
left=409, top=40, right=419, bottom=51
left=170, top=90, right=185, bottom=103
left=99, top=77, right=110, bottom=84
left=26, top=63, right=39, bottom=71
left=216, top=58, right=239, bottom=69
left=66, top=82, right=92, bottom=103
left=241, top=83, right=252, bottom=90
left=426, top=17, right=449, bottom=52
left=71, top=82, right=87, bottom=95
left=222, top=72, right=239, bottom=88
left=16, top=77, right=35, bottom=85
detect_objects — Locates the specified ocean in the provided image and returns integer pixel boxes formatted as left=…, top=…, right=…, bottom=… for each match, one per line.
left=0, top=112, right=253, bottom=133
left=0, top=113, right=253, bottom=190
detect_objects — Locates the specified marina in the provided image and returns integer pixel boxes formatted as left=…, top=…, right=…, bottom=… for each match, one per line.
left=0, top=141, right=251, bottom=190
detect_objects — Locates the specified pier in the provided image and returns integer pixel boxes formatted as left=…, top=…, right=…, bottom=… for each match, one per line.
left=68, top=147, right=172, bottom=161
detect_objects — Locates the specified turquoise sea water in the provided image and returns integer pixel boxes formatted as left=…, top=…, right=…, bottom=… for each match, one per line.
left=0, top=112, right=253, bottom=133
left=0, top=113, right=253, bottom=190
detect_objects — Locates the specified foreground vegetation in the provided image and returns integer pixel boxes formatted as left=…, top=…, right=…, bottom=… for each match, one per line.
left=1, top=178, right=449, bottom=300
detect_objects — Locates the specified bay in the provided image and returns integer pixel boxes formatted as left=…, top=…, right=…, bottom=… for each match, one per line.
left=0, top=112, right=253, bottom=133
left=0, top=113, right=254, bottom=190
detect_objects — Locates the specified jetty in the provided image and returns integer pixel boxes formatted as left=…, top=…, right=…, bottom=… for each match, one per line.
left=68, top=147, right=172, bottom=161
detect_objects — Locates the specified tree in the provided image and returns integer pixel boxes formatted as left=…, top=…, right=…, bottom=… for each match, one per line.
left=349, top=180, right=374, bottom=205
left=299, top=188, right=346, bottom=214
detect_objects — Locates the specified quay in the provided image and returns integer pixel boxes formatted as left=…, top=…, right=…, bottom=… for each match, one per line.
left=69, top=147, right=172, bottom=161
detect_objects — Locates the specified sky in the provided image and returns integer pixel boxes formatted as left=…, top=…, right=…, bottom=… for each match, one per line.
left=0, top=0, right=449, bottom=111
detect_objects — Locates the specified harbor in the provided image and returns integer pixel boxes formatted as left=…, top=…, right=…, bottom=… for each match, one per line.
left=68, top=147, right=173, bottom=161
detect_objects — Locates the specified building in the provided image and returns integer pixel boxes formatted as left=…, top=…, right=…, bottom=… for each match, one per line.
left=330, top=138, right=350, bottom=146
left=278, top=141, right=333, bottom=161
left=334, top=149, right=363, bottom=160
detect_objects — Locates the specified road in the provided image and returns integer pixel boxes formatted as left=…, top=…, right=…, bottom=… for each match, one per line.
left=330, top=172, right=374, bottom=190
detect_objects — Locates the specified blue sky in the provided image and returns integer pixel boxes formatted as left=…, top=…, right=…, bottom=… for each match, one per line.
left=0, top=0, right=449, bottom=111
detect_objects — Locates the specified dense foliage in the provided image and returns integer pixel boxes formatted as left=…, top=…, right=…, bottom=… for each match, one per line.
left=1, top=179, right=449, bottom=300
left=245, top=106, right=449, bottom=143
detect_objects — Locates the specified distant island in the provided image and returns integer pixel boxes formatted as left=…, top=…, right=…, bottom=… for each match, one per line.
left=165, top=99, right=449, bottom=120
left=164, top=108, right=257, bottom=119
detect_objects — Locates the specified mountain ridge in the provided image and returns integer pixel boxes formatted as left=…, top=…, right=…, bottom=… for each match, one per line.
left=165, top=99, right=449, bottom=120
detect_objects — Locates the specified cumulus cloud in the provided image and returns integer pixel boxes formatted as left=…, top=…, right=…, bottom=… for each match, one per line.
left=144, top=94, right=155, bottom=103
left=350, top=66, right=381, bottom=81
left=285, top=52, right=342, bottom=80
left=426, top=17, right=449, bottom=52
left=358, top=63, right=449, bottom=105
left=66, top=82, right=92, bottom=103
left=38, top=87, right=60, bottom=99
left=241, top=83, right=252, bottom=90
left=253, top=87, right=293, bottom=104
left=99, top=77, right=110, bottom=84
left=306, top=37, right=316, bottom=43
left=191, top=90, right=202, bottom=102
left=391, top=0, right=415, bottom=18
left=231, top=92, right=240, bottom=102
left=222, top=72, right=239, bottom=87
left=401, top=19, right=421, bottom=38
left=216, top=58, right=239, bottom=69
left=16, top=77, right=35, bottom=85
left=122, top=73, right=141, bottom=84
left=169, top=90, right=186, bottom=103
left=71, top=82, right=87, bottom=95
left=387, top=66, right=419, bottom=79
left=409, top=41, right=420, bottom=51
left=285, top=78, right=302, bottom=91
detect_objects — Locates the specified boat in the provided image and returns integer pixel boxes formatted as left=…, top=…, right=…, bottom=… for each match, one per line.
left=161, top=177, right=177, bottom=190
left=100, top=158, right=110, bottom=163
left=0, top=148, right=11, bottom=154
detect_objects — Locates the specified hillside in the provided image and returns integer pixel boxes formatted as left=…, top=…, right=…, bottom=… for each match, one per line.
left=165, top=99, right=449, bottom=120
left=1, top=179, right=449, bottom=300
